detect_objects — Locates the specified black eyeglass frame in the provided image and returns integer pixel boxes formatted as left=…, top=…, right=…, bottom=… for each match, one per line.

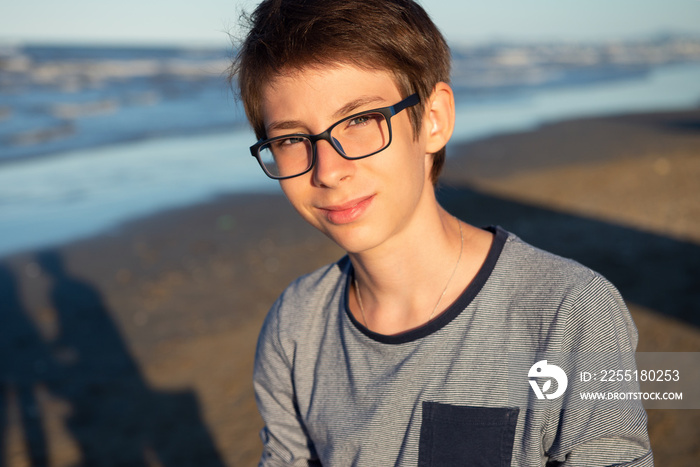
left=250, top=93, right=420, bottom=180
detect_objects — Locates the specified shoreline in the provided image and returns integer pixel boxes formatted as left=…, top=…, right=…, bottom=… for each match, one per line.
left=3, top=105, right=699, bottom=261
left=2, top=107, right=699, bottom=466
left=3, top=61, right=700, bottom=258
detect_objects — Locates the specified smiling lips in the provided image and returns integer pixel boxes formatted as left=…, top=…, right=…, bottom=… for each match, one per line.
left=319, top=195, right=375, bottom=225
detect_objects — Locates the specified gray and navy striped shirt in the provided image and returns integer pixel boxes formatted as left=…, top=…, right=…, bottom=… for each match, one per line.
left=254, top=227, right=653, bottom=466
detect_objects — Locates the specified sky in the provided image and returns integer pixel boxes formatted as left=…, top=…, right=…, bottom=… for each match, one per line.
left=1, top=0, right=700, bottom=47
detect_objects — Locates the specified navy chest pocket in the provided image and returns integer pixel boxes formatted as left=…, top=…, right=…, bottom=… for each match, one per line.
left=418, top=402, right=519, bottom=467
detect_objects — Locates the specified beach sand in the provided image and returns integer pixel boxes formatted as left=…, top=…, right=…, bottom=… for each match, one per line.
left=2, top=108, right=699, bottom=466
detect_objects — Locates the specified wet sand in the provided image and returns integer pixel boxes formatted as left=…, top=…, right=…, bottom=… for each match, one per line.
left=2, top=108, right=699, bottom=466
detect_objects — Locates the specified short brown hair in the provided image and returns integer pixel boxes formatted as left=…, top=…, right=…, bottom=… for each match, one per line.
left=230, top=0, right=451, bottom=184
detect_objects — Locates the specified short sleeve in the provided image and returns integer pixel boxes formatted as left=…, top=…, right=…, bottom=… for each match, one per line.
left=545, top=274, right=654, bottom=466
left=254, top=299, right=319, bottom=466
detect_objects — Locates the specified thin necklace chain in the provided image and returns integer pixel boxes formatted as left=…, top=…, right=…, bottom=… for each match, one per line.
left=353, top=218, right=464, bottom=330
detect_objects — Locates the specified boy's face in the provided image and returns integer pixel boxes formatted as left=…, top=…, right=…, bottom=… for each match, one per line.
left=260, top=64, right=435, bottom=254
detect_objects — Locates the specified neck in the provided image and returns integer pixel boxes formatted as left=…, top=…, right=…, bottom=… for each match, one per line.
left=348, top=200, right=471, bottom=334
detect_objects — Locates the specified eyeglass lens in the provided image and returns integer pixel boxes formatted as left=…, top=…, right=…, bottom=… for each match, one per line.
left=258, top=111, right=390, bottom=178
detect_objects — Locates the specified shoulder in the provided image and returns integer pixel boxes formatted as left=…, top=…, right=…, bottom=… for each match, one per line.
left=259, top=256, right=350, bottom=342
left=489, top=228, right=610, bottom=305
left=497, top=229, right=596, bottom=286
left=276, top=255, right=349, bottom=313
left=492, top=228, right=638, bottom=352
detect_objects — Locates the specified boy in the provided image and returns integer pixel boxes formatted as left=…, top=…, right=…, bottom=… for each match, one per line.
left=230, top=0, right=653, bottom=465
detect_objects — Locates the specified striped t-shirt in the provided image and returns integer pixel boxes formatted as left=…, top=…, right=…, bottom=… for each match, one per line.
left=254, top=227, right=653, bottom=466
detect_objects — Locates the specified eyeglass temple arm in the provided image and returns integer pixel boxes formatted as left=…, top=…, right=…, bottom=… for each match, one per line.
left=390, top=93, right=420, bottom=116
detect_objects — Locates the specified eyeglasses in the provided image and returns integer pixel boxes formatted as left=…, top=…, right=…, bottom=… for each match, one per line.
left=250, top=93, right=420, bottom=180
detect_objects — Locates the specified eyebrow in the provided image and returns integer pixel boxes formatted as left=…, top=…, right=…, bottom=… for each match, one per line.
left=266, top=95, right=387, bottom=135
left=333, top=95, right=386, bottom=119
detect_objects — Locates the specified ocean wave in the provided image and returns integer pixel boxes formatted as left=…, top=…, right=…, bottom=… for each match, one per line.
left=8, top=123, right=76, bottom=147
left=2, top=40, right=699, bottom=165
left=51, top=100, right=119, bottom=119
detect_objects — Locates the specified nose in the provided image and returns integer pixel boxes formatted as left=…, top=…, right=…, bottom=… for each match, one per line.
left=312, top=138, right=355, bottom=188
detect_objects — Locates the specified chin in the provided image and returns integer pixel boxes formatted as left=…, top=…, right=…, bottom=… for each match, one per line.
left=323, top=224, right=385, bottom=255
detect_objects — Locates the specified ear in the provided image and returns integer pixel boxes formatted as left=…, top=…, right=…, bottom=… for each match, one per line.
left=423, top=82, right=455, bottom=154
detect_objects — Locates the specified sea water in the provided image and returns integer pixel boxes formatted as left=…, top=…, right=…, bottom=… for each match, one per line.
left=1, top=49, right=699, bottom=257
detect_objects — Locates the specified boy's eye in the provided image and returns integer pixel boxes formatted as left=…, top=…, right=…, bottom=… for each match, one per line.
left=348, top=115, right=371, bottom=126
left=282, top=137, right=305, bottom=145
left=347, top=113, right=381, bottom=127
left=273, top=136, right=306, bottom=148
